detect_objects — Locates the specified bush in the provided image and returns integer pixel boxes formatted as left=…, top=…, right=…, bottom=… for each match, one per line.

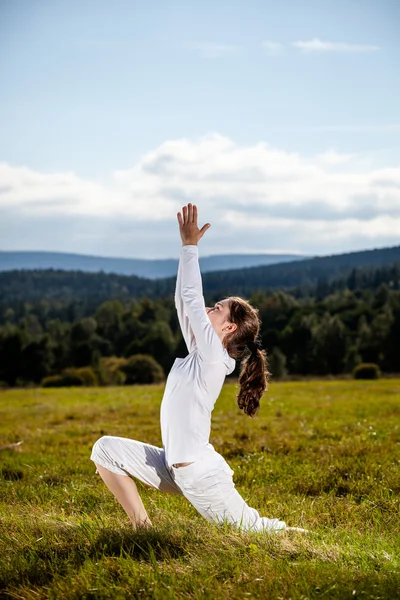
left=66, top=367, right=98, bottom=386
left=41, top=367, right=98, bottom=387
left=42, top=373, right=82, bottom=387
left=353, top=363, right=381, bottom=380
left=97, top=356, right=127, bottom=386
left=121, top=354, right=165, bottom=384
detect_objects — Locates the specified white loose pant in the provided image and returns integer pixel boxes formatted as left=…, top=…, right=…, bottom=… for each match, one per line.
left=91, top=435, right=286, bottom=532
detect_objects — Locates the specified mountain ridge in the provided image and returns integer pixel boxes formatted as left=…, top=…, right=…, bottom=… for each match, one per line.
left=0, top=249, right=306, bottom=279
left=0, top=244, right=399, bottom=305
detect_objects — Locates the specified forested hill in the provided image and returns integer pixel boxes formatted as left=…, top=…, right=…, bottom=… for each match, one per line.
left=0, top=244, right=399, bottom=305
left=0, top=250, right=305, bottom=278
left=186, top=244, right=400, bottom=298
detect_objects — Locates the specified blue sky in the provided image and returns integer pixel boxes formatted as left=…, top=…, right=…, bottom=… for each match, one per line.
left=0, top=0, right=399, bottom=259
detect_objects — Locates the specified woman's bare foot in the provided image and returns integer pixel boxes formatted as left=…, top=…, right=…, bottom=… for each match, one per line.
left=134, top=517, right=153, bottom=530
left=284, top=526, right=309, bottom=533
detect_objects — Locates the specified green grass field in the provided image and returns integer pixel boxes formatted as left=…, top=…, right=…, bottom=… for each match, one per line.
left=0, top=380, right=399, bottom=599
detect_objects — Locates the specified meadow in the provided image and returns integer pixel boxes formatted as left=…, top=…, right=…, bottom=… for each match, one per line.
left=0, top=380, right=399, bottom=599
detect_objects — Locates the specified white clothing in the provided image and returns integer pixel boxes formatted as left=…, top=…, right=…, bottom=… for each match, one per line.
left=90, top=243, right=287, bottom=532
left=90, top=435, right=286, bottom=532
left=160, top=245, right=236, bottom=468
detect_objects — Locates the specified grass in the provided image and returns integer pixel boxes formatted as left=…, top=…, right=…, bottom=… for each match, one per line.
left=0, top=379, right=399, bottom=599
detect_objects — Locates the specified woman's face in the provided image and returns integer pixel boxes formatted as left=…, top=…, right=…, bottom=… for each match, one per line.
left=205, top=299, right=236, bottom=337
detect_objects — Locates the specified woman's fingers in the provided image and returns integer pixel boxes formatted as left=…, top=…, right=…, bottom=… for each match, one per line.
left=185, top=203, right=196, bottom=224
left=199, top=222, right=211, bottom=238
left=187, top=203, right=193, bottom=223
left=177, top=203, right=210, bottom=242
left=179, top=203, right=204, bottom=229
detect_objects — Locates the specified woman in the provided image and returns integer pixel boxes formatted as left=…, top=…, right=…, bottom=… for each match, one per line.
left=91, top=203, right=307, bottom=534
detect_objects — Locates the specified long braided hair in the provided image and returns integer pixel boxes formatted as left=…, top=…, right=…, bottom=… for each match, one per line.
left=221, top=296, right=270, bottom=418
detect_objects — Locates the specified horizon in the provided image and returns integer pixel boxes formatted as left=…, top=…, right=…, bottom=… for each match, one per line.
left=1, top=0, right=399, bottom=259
left=1, top=242, right=399, bottom=263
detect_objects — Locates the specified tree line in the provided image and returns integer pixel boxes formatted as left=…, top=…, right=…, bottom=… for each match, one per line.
left=1, top=246, right=399, bottom=306
left=0, top=270, right=399, bottom=386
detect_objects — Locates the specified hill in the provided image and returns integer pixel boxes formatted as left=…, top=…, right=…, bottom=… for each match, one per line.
left=0, top=250, right=305, bottom=279
left=0, top=244, right=399, bottom=305
left=190, top=244, right=400, bottom=298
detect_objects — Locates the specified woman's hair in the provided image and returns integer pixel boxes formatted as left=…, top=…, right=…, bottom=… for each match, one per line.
left=221, top=296, right=270, bottom=418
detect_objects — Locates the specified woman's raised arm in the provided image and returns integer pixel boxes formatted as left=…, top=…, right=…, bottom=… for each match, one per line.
left=176, top=204, right=223, bottom=362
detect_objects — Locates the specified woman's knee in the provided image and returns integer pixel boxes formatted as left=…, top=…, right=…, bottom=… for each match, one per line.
left=92, top=435, right=114, bottom=456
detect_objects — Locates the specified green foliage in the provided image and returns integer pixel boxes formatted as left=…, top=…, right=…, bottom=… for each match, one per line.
left=97, top=356, right=127, bottom=386
left=311, top=313, right=349, bottom=375
left=42, top=373, right=82, bottom=387
left=42, top=367, right=98, bottom=387
left=1, top=248, right=399, bottom=307
left=1, top=262, right=400, bottom=387
left=20, top=335, right=53, bottom=383
left=95, top=300, right=124, bottom=340
left=67, top=367, right=98, bottom=386
left=135, top=321, right=176, bottom=372
left=42, top=356, right=165, bottom=388
left=268, top=347, right=288, bottom=380
left=121, top=353, right=165, bottom=384
left=0, top=328, right=27, bottom=386
left=353, top=363, right=381, bottom=380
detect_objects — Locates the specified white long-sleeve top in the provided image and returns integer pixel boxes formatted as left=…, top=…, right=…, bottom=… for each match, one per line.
left=160, top=244, right=236, bottom=468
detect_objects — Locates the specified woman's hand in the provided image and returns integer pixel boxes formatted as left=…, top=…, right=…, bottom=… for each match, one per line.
left=177, top=203, right=211, bottom=246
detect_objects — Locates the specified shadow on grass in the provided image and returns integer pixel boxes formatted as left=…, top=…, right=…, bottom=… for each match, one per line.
left=91, top=526, right=187, bottom=561
left=0, top=525, right=187, bottom=593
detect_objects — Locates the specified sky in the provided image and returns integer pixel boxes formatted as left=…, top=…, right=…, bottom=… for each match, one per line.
left=0, top=0, right=399, bottom=259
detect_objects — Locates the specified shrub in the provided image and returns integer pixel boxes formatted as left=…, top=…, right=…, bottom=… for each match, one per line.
left=41, top=367, right=98, bottom=387
left=353, top=363, right=381, bottom=380
left=97, top=356, right=127, bottom=386
left=65, top=367, right=98, bottom=386
left=42, top=373, right=82, bottom=387
left=121, top=354, right=165, bottom=384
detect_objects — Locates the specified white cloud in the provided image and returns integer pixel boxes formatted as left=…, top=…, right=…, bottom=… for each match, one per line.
left=1, top=134, right=399, bottom=257
left=293, top=38, right=380, bottom=53
left=316, top=149, right=357, bottom=165
left=261, top=41, right=283, bottom=56
left=0, top=164, right=119, bottom=215
left=191, top=43, right=242, bottom=58
left=224, top=212, right=400, bottom=242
